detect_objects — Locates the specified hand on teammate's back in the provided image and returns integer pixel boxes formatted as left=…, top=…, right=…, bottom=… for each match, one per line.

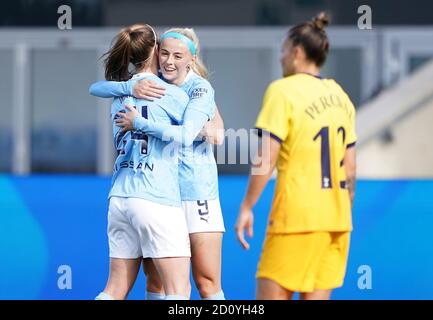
left=133, top=79, right=166, bottom=100
left=115, top=105, right=139, bottom=132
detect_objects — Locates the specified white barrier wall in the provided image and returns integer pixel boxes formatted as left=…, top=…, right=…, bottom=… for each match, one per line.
left=357, top=59, right=433, bottom=178
left=358, top=97, right=433, bottom=178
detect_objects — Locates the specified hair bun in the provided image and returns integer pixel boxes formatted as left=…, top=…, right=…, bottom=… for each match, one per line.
left=312, top=11, right=330, bottom=30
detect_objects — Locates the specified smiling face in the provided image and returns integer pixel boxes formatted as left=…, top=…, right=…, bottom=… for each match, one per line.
left=159, top=37, right=195, bottom=86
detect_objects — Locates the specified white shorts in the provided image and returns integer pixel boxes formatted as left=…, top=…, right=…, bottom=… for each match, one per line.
left=107, top=196, right=191, bottom=259
left=182, top=198, right=225, bottom=234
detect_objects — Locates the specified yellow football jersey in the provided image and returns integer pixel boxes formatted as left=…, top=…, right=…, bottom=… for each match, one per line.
left=256, top=73, right=356, bottom=233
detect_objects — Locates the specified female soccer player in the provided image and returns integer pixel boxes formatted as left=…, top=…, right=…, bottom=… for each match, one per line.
left=93, top=24, right=192, bottom=301
left=235, top=12, right=357, bottom=300
left=90, top=28, right=226, bottom=300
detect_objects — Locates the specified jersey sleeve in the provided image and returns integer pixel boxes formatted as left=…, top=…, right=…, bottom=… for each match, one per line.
left=255, top=82, right=292, bottom=143
left=185, top=79, right=216, bottom=120
left=133, top=107, right=209, bottom=146
left=89, top=80, right=133, bottom=98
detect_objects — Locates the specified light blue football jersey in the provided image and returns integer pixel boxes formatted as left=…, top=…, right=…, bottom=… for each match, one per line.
left=177, top=71, right=218, bottom=201
left=89, top=71, right=219, bottom=201
left=108, top=72, right=189, bottom=206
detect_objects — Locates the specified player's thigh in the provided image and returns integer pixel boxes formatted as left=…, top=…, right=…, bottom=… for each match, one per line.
left=108, top=257, right=141, bottom=289
left=300, top=289, right=332, bottom=300
left=256, top=278, right=293, bottom=300
left=143, top=258, right=159, bottom=278
left=142, top=258, right=163, bottom=291
left=190, top=232, right=223, bottom=280
left=152, top=256, right=191, bottom=295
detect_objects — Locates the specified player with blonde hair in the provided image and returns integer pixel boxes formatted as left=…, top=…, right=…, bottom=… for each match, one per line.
left=90, top=27, right=226, bottom=300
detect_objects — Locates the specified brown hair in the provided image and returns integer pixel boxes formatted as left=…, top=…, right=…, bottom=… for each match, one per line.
left=287, top=11, right=330, bottom=67
left=103, top=24, right=157, bottom=81
left=163, top=27, right=209, bottom=79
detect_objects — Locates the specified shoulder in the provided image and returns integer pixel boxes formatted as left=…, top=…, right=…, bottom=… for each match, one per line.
left=324, top=78, right=343, bottom=91
left=189, top=73, right=213, bottom=89
left=263, top=78, right=294, bottom=101
left=266, top=76, right=299, bottom=93
left=324, top=78, right=355, bottom=105
left=142, top=75, right=189, bottom=105
left=186, top=73, right=214, bottom=99
left=164, top=81, right=189, bottom=99
left=271, top=74, right=322, bottom=92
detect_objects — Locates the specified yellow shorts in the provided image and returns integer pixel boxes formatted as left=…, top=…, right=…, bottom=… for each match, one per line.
left=256, top=231, right=350, bottom=293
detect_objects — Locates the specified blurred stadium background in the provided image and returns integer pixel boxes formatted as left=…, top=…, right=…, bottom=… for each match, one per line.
left=1, top=0, right=433, bottom=299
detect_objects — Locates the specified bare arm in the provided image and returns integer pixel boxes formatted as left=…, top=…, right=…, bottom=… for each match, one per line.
left=344, top=146, right=356, bottom=206
left=235, top=134, right=281, bottom=249
left=199, top=106, right=225, bottom=145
